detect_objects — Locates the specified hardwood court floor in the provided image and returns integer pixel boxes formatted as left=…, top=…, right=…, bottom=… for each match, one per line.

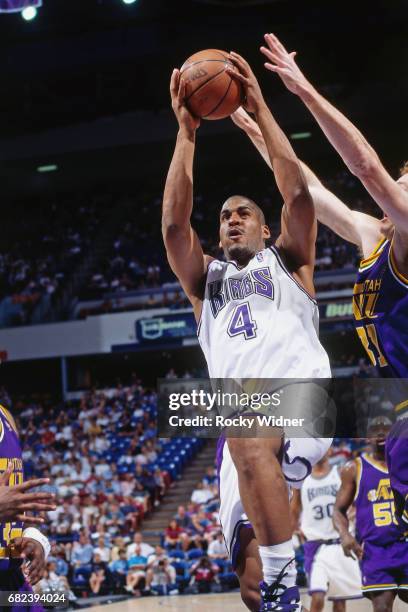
left=87, top=591, right=407, bottom=611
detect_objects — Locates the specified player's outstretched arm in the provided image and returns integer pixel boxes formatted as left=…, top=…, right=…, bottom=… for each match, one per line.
left=227, top=53, right=316, bottom=291
left=162, top=70, right=212, bottom=316
left=260, top=33, right=408, bottom=236
left=333, top=460, right=363, bottom=560
left=231, top=107, right=382, bottom=257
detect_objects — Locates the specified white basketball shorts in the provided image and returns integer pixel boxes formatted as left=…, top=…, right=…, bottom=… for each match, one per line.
left=308, top=543, right=362, bottom=600
left=216, top=435, right=332, bottom=568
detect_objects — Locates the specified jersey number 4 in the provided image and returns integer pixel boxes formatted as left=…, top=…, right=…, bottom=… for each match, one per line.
left=227, top=303, right=257, bottom=340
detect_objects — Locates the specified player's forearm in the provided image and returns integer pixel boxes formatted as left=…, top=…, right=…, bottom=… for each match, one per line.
left=162, top=129, right=195, bottom=235
left=254, top=102, right=310, bottom=205
left=297, top=85, right=379, bottom=178
left=333, top=508, right=350, bottom=539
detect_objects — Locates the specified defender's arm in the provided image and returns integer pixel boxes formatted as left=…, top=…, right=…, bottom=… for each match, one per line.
left=261, top=34, right=408, bottom=237
left=162, top=70, right=212, bottom=316
left=231, top=107, right=382, bottom=257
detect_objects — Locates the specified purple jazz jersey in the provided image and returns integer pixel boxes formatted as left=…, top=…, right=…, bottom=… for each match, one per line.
left=354, top=454, right=401, bottom=546
left=0, top=405, right=24, bottom=551
left=385, top=419, right=408, bottom=527
left=355, top=454, right=408, bottom=592
left=0, top=406, right=43, bottom=612
left=353, top=239, right=408, bottom=379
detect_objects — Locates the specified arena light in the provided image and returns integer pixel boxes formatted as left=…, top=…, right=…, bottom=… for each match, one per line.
left=21, top=6, right=37, bottom=20
left=37, top=164, right=58, bottom=173
left=122, top=0, right=138, bottom=4
left=290, top=132, right=312, bottom=141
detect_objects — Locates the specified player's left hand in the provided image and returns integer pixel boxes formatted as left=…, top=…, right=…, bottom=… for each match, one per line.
left=260, top=33, right=312, bottom=97
left=226, top=52, right=265, bottom=114
left=9, top=537, right=46, bottom=586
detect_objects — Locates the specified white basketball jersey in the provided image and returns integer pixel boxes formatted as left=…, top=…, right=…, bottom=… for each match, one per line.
left=300, top=466, right=341, bottom=540
left=198, top=246, right=331, bottom=379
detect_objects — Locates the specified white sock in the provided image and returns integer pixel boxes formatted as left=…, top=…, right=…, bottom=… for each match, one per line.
left=259, top=540, right=296, bottom=587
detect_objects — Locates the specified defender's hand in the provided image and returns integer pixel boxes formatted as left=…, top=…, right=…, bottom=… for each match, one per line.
left=10, top=537, right=46, bottom=585
left=0, top=469, right=56, bottom=524
left=226, top=52, right=265, bottom=114
left=260, top=33, right=312, bottom=97
left=341, top=533, right=363, bottom=561
left=170, top=69, right=200, bottom=133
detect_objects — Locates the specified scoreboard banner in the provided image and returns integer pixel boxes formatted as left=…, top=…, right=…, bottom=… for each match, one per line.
left=0, top=0, right=41, bottom=12
left=136, top=312, right=197, bottom=343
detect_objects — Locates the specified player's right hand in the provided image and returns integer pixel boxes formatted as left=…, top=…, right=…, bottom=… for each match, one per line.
left=260, top=33, right=312, bottom=98
left=340, top=532, right=363, bottom=561
left=0, top=467, right=57, bottom=525
left=170, top=69, right=200, bottom=133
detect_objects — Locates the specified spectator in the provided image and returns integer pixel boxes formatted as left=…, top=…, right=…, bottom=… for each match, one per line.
left=89, top=553, right=111, bottom=596
left=126, top=532, right=154, bottom=560
left=208, top=532, right=228, bottom=560
left=189, top=556, right=219, bottom=594
left=71, top=533, right=94, bottom=569
left=109, top=548, right=129, bottom=590
left=164, top=519, right=184, bottom=549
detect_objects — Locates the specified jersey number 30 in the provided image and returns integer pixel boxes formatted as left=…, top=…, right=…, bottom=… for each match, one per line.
left=227, top=303, right=257, bottom=340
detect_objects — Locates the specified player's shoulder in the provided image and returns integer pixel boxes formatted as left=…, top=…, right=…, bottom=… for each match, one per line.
left=339, top=457, right=359, bottom=481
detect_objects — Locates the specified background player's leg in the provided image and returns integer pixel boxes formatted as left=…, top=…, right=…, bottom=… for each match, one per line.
left=227, top=436, right=295, bottom=591
left=235, top=526, right=262, bottom=611
left=332, top=600, right=346, bottom=612
left=398, top=590, right=408, bottom=604
left=310, top=592, right=325, bottom=611
left=367, top=591, right=396, bottom=612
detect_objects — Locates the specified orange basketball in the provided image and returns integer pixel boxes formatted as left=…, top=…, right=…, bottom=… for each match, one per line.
left=180, top=49, right=243, bottom=120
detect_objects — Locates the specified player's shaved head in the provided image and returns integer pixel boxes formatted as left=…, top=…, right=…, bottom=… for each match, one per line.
left=221, top=195, right=266, bottom=226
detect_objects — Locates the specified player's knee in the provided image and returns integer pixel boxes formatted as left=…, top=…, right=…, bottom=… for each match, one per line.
left=240, top=582, right=260, bottom=612
left=228, top=438, right=280, bottom=476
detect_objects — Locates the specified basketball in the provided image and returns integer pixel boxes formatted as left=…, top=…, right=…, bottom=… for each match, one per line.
left=180, top=49, right=243, bottom=120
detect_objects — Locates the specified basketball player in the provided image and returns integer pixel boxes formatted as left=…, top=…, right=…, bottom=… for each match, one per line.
left=0, top=404, right=56, bottom=610
left=291, top=453, right=361, bottom=612
left=163, top=53, right=332, bottom=611
left=333, top=417, right=408, bottom=611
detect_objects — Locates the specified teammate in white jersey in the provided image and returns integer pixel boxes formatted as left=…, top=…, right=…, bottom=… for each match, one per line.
left=162, top=52, right=331, bottom=611
left=291, top=453, right=361, bottom=612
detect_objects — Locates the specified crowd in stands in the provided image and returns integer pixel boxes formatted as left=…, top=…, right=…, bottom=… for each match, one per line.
left=0, top=194, right=112, bottom=327
left=0, top=169, right=381, bottom=326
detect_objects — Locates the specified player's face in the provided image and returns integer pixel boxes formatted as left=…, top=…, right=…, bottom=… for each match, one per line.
left=368, top=423, right=391, bottom=455
left=219, top=201, right=270, bottom=264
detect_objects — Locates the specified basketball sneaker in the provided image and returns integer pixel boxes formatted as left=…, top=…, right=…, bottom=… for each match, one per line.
left=259, top=559, right=302, bottom=611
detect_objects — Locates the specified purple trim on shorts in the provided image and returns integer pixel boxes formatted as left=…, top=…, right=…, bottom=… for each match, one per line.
left=303, top=540, right=323, bottom=577
left=308, top=589, right=327, bottom=596
left=231, top=521, right=253, bottom=570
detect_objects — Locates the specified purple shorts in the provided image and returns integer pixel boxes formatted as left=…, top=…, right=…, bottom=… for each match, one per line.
left=360, top=540, right=408, bottom=595
left=385, top=419, right=408, bottom=526
left=0, top=559, right=44, bottom=612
